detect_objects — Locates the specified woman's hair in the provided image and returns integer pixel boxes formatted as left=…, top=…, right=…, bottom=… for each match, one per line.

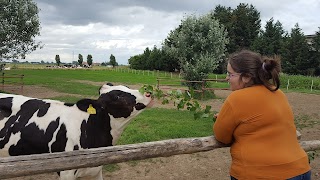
left=228, top=50, right=281, bottom=91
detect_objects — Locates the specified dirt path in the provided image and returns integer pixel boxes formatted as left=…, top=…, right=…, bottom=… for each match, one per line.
left=3, top=84, right=320, bottom=180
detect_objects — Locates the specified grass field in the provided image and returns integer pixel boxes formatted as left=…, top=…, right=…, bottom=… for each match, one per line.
left=1, top=67, right=319, bottom=145
left=2, top=68, right=158, bottom=96
left=1, top=68, right=216, bottom=145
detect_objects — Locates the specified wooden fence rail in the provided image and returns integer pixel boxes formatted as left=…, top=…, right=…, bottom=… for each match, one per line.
left=1, top=72, right=24, bottom=94
left=157, top=78, right=229, bottom=99
left=0, top=136, right=319, bottom=179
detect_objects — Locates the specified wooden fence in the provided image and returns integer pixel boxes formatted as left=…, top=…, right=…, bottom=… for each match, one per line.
left=156, top=78, right=229, bottom=99
left=0, top=136, right=319, bottom=179
left=1, top=72, right=24, bottom=94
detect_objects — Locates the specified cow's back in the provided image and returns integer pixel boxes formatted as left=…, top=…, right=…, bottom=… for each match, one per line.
left=0, top=93, right=88, bottom=156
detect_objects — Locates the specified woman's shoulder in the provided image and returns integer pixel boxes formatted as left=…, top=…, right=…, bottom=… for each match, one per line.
left=228, top=85, right=282, bottom=100
left=228, top=85, right=261, bottom=96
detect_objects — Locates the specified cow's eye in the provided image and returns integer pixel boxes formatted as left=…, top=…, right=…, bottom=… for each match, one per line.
left=111, top=95, right=120, bottom=101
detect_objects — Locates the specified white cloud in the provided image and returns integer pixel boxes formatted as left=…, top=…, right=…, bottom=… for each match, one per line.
left=24, top=0, right=320, bottom=64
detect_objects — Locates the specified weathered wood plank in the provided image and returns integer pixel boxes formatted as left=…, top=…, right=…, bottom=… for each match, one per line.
left=0, top=136, right=319, bottom=179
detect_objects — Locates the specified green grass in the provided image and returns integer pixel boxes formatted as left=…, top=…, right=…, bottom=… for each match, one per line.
left=103, top=164, right=121, bottom=172
left=3, top=68, right=319, bottom=94
left=117, top=108, right=214, bottom=145
left=280, top=73, right=320, bottom=90
left=2, top=69, right=158, bottom=96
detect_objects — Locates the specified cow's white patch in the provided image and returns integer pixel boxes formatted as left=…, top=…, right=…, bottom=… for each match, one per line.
left=48, top=122, right=61, bottom=152
left=110, top=109, right=144, bottom=145
left=1, top=132, right=22, bottom=157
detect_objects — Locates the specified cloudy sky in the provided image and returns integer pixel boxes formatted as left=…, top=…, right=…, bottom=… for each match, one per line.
left=25, top=0, right=320, bottom=65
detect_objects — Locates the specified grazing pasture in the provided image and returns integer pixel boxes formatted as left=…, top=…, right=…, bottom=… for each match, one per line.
left=1, top=68, right=320, bottom=179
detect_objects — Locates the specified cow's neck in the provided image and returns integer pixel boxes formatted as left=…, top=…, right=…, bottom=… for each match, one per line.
left=110, top=115, right=137, bottom=145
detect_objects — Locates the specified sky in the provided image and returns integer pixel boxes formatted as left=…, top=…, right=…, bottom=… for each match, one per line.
left=24, top=0, right=320, bottom=65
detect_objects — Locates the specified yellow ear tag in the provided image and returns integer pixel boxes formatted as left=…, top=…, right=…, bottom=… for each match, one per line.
left=87, top=104, right=96, bottom=114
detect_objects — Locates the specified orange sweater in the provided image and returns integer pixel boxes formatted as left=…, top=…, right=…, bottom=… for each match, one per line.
left=213, top=85, right=310, bottom=179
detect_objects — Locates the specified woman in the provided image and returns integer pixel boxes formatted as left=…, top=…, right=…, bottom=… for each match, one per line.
left=213, top=50, right=311, bottom=180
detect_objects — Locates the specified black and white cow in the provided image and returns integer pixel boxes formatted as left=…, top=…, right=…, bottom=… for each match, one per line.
left=0, top=83, right=153, bottom=180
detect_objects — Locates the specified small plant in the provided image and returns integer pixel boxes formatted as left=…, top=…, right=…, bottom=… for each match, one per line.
left=139, top=85, right=216, bottom=121
left=294, top=114, right=318, bottom=130
left=126, top=160, right=140, bottom=167
left=307, top=150, right=318, bottom=163
left=103, top=164, right=121, bottom=172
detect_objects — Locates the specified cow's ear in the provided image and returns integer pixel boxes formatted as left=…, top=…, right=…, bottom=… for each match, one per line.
left=97, top=93, right=112, bottom=105
left=99, top=83, right=113, bottom=95
left=76, top=99, right=100, bottom=113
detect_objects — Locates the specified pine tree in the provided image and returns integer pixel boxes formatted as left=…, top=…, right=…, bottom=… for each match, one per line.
left=252, top=18, right=285, bottom=56
left=281, top=24, right=310, bottom=75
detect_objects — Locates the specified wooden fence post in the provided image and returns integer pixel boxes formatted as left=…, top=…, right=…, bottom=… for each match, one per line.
left=202, top=80, right=205, bottom=99
left=1, top=72, right=4, bottom=91
left=20, top=74, right=24, bottom=94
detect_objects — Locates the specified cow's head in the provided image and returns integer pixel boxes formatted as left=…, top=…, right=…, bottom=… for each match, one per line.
left=97, top=83, right=153, bottom=144
left=98, top=83, right=153, bottom=118
left=76, top=83, right=153, bottom=145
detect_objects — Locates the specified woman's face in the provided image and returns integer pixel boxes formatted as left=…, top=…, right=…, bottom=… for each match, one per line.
left=226, top=63, right=245, bottom=91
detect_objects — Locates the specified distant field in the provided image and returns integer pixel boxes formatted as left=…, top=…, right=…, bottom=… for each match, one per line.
left=2, top=68, right=159, bottom=96
left=2, top=64, right=319, bottom=95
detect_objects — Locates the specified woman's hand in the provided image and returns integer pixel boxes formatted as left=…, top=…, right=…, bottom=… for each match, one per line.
left=214, top=113, right=219, bottom=119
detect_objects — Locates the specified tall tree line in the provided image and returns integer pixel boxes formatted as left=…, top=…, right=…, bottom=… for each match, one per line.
left=129, top=3, right=320, bottom=76
left=128, top=46, right=179, bottom=72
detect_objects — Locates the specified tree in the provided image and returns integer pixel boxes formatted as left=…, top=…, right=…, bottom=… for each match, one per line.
left=55, top=55, right=60, bottom=66
left=87, top=54, right=93, bottom=66
left=281, top=24, right=310, bottom=75
left=0, top=0, right=41, bottom=60
left=142, top=47, right=151, bottom=70
left=211, top=3, right=260, bottom=74
left=252, top=18, right=285, bottom=56
left=156, top=49, right=180, bottom=72
left=109, top=54, right=118, bottom=67
left=128, top=47, right=151, bottom=70
left=308, top=27, right=320, bottom=76
left=78, top=54, right=83, bottom=66
left=163, top=13, right=228, bottom=89
left=212, top=3, right=261, bottom=53
left=128, top=54, right=143, bottom=69
left=146, top=46, right=158, bottom=70
left=211, top=5, right=234, bottom=54
left=232, top=3, right=261, bottom=50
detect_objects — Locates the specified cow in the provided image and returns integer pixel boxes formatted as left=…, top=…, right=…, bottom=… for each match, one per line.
left=0, top=83, right=153, bottom=180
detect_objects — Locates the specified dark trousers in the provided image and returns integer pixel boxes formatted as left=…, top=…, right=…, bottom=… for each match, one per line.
left=230, top=170, right=311, bottom=180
